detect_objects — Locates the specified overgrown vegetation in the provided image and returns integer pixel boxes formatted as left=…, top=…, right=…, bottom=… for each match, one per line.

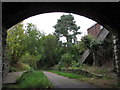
left=3, top=70, right=53, bottom=88
left=9, top=62, right=31, bottom=72
left=5, top=13, right=117, bottom=88
left=6, top=14, right=83, bottom=70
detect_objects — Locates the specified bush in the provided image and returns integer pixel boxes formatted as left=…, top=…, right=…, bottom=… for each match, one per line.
left=59, top=53, right=72, bottom=67
left=20, top=53, right=42, bottom=69
left=51, top=64, right=63, bottom=70
left=70, top=60, right=80, bottom=67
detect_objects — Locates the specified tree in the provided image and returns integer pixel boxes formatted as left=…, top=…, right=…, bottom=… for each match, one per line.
left=6, top=22, right=26, bottom=65
left=21, top=23, right=44, bottom=69
left=81, top=35, right=101, bottom=66
left=70, top=41, right=85, bottom=63
left=7, top=22, right=44, bottom=69
left=53, top=14, right=81, bottom=47
left=24, top=23, right=42, bottom=55
left=38, top=34, right=58, bottom=68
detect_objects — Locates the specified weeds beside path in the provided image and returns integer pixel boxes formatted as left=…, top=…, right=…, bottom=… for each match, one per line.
left=48, top=70, right=118, bottom=88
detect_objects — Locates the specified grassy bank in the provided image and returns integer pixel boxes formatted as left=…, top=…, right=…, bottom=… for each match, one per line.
left=3, top=70, right=53, bottom=88
left=49, top=70, right=118, bottom=88
left=9, top=62, right=31, bottom=72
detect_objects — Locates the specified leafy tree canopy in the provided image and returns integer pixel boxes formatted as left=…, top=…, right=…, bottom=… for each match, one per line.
left=54, top=14, right=81, bottom=45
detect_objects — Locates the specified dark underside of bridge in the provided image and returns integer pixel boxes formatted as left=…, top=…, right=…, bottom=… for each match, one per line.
left=2, top=2, right=120, bottom=32
left=1, top=2, right=120, bottom=86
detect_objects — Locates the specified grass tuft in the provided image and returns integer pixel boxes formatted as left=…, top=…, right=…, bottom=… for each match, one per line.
left=3, top=70, right=53, bottom=88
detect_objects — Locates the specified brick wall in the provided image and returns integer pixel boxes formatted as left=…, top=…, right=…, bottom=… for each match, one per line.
left=87, top=23, right=102, bottom=38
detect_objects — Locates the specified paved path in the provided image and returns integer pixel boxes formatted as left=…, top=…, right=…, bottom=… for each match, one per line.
left=43, top=71, right=99, bottom=88
left=3, top=71, right=26, bottom=84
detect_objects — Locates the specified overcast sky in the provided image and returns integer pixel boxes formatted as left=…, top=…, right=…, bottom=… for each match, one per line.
left=23, top=12, right=96, bottom=41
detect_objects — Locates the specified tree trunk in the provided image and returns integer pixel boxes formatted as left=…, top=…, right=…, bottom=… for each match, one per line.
left=92, top=52, right=101, bottom=67
left=92, top=53, right=96, bottom=66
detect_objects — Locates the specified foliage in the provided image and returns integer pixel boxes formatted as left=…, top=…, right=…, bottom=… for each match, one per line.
left=81, top=35, right=101, bottom=66
left=20, top=53, right=42, bottom=69
left=69, top=41, right=85, bottom=62
left=70, top=60, right=80, bottom=67
left=9, top=62, right=31, bottom=72
left=50, top=64, right=62, bottom=70
left=38, top=34, right=58, bottom=68
left=7, top=16, right=113, bottom=72
left=81, top=35, right=95, bottom=49
left=81, top=35, right=103, bottom=53
left=4, top=70, right=53, bottom=88
left=59, top=53, right=72, bottom=67
left=43, top=34, right=57, bottom=64
left=24, top=23, right=43, bottom=55
left=55, top=45, right=65, bottom=63
left=6, top=22, right=45, bottom=69
left=6, top=22, right=26, bottom=65
left=6, top=15, right=84, bottom=70
left=76, top=41, right=85, bottom=53
left=54, top=14, right=81, bottom=48
left=5, top=18, right=117, bottom=88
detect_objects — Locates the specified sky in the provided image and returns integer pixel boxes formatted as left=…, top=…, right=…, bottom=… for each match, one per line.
left=23, top=12, right=96, bottom=42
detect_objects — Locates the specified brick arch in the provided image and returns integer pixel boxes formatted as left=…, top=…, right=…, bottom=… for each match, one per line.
left=1, top=2, right=120, bottom=87
left=3, top=3, right=120, bottom=31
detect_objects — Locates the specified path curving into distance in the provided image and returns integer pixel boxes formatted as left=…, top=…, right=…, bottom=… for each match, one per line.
left=43, top=71, right=100, bottom=88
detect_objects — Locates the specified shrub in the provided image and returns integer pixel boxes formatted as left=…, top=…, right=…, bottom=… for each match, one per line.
left=70, top=60, right=80, bottom=67
left=59, top=53, right=72, bottom=67
left=51, top=64, right=63, bottom=70
left=20, top=53, right=42, bottom=69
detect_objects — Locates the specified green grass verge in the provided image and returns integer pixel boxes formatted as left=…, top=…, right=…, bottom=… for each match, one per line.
left=3, top=70, right=53, bottom=88
left=49, top=70, right=113, bottom=80
left=57, top=66, right=114, bottom=80
left=48, top=70, right=88, bottom=80
left=48, top=70, right=118, bottom=88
